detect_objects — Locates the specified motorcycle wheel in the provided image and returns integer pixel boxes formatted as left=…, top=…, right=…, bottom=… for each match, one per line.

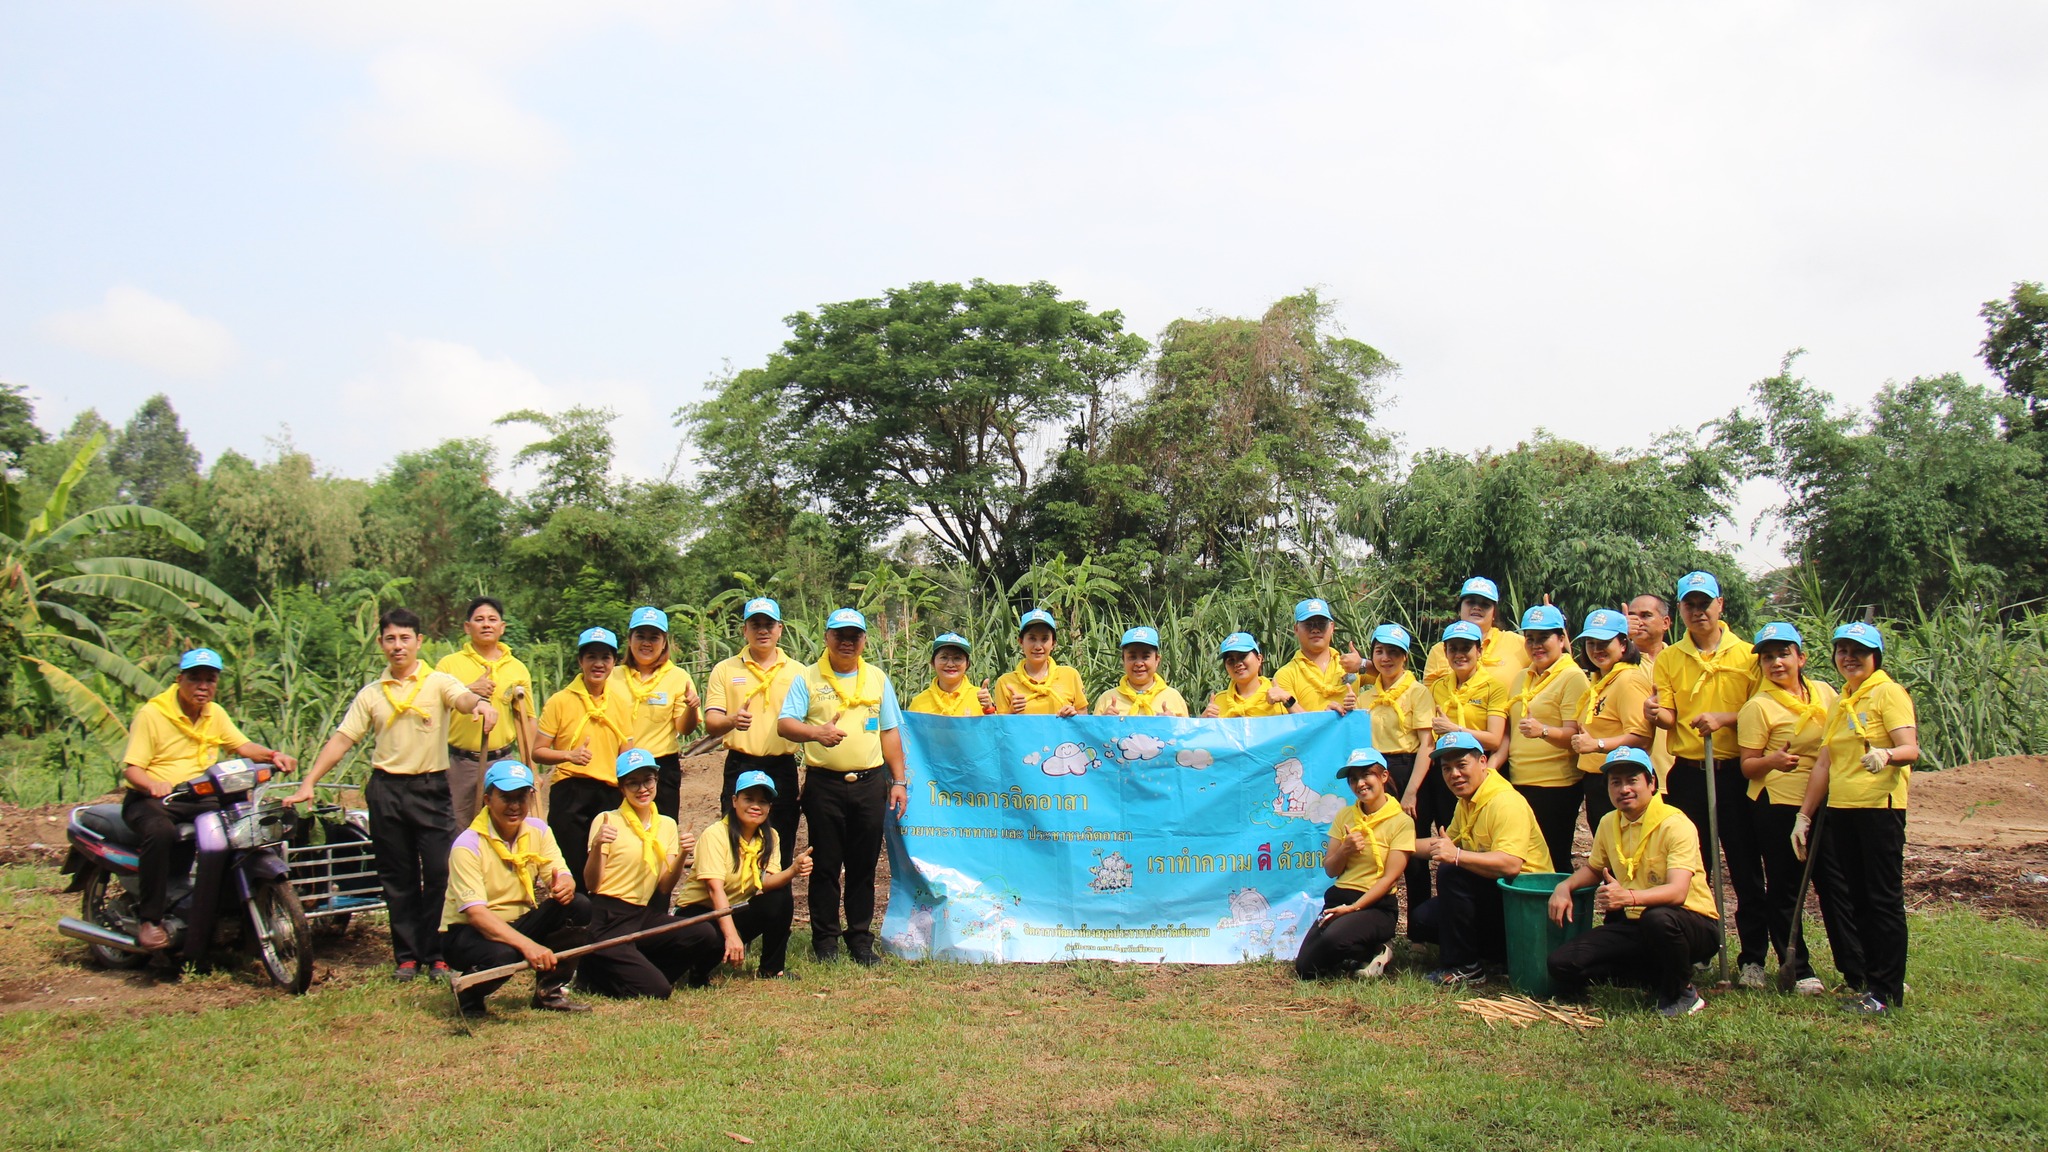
left=80, top=870, right=148, bottom=970
left=246, top=878, right=313, bottom=994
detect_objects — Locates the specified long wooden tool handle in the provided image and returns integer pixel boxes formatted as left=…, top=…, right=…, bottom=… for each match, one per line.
left=1776, top=804, right=1830, bottom=991
left=450, top=900, right=748, bottom=994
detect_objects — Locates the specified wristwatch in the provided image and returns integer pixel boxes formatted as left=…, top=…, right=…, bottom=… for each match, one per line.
left=1283, top=696, right=1297, bottom=709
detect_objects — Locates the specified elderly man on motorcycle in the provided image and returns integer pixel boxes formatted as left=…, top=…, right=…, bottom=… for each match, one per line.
left=122, top=648, right=297, bottom=951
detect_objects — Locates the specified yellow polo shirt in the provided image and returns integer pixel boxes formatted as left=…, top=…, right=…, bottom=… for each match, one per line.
left=704, top=649, right=800, bottom=757
left=123, top=690, right=252, bottom=789
left=1092, top=683, right=1191, bottom=717
left=1588, top=802, right=1718, bottom=919
left=676, top=816, right=776, bottom=907
left=1363, top=673, right=1435, bottom=754
left=992, top=663, right=1089, bottom=715
left=538, top=677, right=635, bottom=785
left=1423, top=628, right=1530, bottom=685
left=1736, top=679, right=1838, bottom=806
left=1652, top=631, right=1759, bottom=760
left=908, top=680, right=985, bottom=717
left=435, top=645, right=533, bottom=753
left=1574, top=664, right=1655, bottom=776
left=336, top=665, right=472, bottom=776
left=1447, top=769, right=1554, bottom=872
left=1272, top=651, right=1350, bottom=713
left=441, top=816, right=569, bottom=930
left=586, top=805, right=682, bottom=904
left=1823, top=672, right=1917, bottom=809
left=1209, top=679, right=1293, bottom=719
left=1327, top=801, right=1417, bottom=893
left=1504, top=662, right=1589, bottom=787
left=618, top=663, right=699, bottom=758
left=1430, top=669, right=1508, bottom=733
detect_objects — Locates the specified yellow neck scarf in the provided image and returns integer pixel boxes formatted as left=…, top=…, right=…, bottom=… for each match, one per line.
left=1577, top=664, right=1627, bottom=725
left=1286, top=650, right=1347, bottom=698
left=923, top=679, right=976, bottom=716
left=1511, top=661, right=1567, bottom=718
left=1010, top=661, right=1068, bottom=704
left=559, top=677, right=628, bottom=750
left=1838, top=670, right=1897, bottom=741
left=1443, top=670, right=1497, bottom=729
left=817, top=658, right=883, bottom=715
left=1675, top=632, right=1744, bottom=693
left=1352, top=798, right=1403, bottom=878
left=1762, top=677, right=1828, bottom=731
left=1613, top=796, right=1675, bottom=884
left=146, top=689, right=235, bottom=760
left=624, top=661, right=674, bottom=705
left=1216, top=677, right=1278, bottom=718
left=614, top=802, right=666, bottom=878
left=1369, top=672, right=1419, bottom=728
left=469, top=811, right=549, bottom=906
left=1449, top=769, right=1511, bottom=847
left=456, top=644, right=518, bottom=695
left=1479, top=629, right=1515, bottom=668
left=738, top=829, right=765, bottom=892
left=1114, top=675, right=1171, bottom=715
left=380, top=669, right=431, bottom=730
left=729, top=648, right=786, bottom=711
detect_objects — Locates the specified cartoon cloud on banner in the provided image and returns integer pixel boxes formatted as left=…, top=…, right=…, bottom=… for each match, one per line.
left=882, top=711, right=1374, bottom=964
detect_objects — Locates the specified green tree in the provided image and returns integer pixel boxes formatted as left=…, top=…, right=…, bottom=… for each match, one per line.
left=107, top=394, right=202, bottom=506
left=0, top=381, right=46, bottom=473
left=1718, top=354, right=2047, bottom=613
left=1981, top=281, right=2048, bottom=437
left=736, top=280, right=1148, bottom=574
left=359, top=438, right=512, bottom=632
left=204, top=444, right=371, bottom=593
left=496, top=406, right=617, bottom=515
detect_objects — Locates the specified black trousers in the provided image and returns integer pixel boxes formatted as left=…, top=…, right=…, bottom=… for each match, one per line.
left=443, top=894, right=591, bottom=1007
left=802, top=766, right=889, bottom=957
left=548, top=776, right=620, bottom=896
left=578, top=894, right=694, bottom=999
left=653, top=752, right=685, bottom=824
left=1513, top=779, right=1581, bottom=874
left=1583, top=772, right=1614, bottom=841
left=1547, top=905, right=1722, bottom=1003
left=367, top=770, right=457, bottom=965
left=1749, top=798, right=1816, bottom=980
left=1295, top=886, right=1399, bottom=980
left=677, top=886, right=796, bottom=982
left=1392, top=752, right=1455, bottom=908
left=722, top=751, right=802, bottom=853
left=1408, top=861, right=1505, bottom=969
left=121, top=790, right=219, bottom=923
left=1667, top=756, right=1769, bottom=966
left=1812, top=806, right=1908, bottom=1006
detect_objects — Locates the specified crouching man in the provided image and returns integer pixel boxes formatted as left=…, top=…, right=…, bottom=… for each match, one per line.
left=442, top=761, right=592, bottom=1018
left=1546, top=747, right=1722, bottom=1017
left=1407, top=731, right=1553, bottom=986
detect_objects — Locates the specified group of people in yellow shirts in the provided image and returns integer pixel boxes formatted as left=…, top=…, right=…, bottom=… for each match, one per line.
left=118, top=570, right=1918, bottom=1018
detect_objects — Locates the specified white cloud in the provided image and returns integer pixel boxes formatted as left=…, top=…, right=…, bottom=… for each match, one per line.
left=348, top=45, right=568, bottom=175
left=194, top=0, right=696, bottom=61
left=42, top=285, right=238, bottom=379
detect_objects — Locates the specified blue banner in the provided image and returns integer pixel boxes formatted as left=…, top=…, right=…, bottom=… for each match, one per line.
left=881, top=711, right=1377, bottom=964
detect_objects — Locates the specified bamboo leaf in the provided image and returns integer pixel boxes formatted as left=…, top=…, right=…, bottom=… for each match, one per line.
left=41, top=504, right=205, bottom=552
left=24, top=657, right=128, bottom=751
left=67, top=557, right=254, bottom=622
left=30, top=631, right=165, bottom=700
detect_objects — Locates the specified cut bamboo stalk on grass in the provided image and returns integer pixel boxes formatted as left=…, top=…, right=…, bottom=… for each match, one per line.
left=448, top=901, right=747, bottom=995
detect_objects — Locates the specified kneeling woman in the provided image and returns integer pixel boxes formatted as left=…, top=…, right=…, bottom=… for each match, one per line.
left=577, top=749, right=696, bottom=999
left=1295, top=749, right=1414, bottom=980
left=676, top=769, right=813, bottom=983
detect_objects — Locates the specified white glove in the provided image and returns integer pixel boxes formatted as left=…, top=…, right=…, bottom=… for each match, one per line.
left=1860, top=748, right=1892, bottom=773
left=1790, top=812, right=1812, bottom=862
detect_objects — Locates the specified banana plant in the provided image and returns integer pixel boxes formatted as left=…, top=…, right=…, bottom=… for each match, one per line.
left=0, top=434, right=251, bottom=748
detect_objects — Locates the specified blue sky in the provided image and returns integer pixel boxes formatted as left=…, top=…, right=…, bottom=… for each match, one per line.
left=5, top=2, right=2045, bottom=568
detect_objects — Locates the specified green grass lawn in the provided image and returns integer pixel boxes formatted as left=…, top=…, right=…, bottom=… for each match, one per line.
left=0, top=863, right=2042, bottom=1152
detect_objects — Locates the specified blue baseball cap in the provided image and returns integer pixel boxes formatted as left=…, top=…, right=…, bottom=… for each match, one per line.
left=732, top=769, right=778, bottom=798
left=825, top=608, right=868, bottom=633
left=1520, top=605, right=1567, bottom=632
left=1337, top=748, right=1389, bottom=779
left=1370, top=623, right=1413, bottom=653
left=482, top=760, right=537, bottom=793
left=742, top=597, right=782, bottom=622
left=179, top=648, right=224, bottom=672
left=1676, top=571, right=1721, bottom=601
left=1576, top=608, right=1629, bottom=641
left=1019, top=608, right=1058, bottom=634
left=1218, top=632, right=1260, bottom=655
left=1831, top=622, right=1884, bottom=652
left=628, top=606, right=669, bottom=633
left=615, top=748, right=658, bottom=779
left=1294, top=598, right=1334, bottom=622
left=1119, top=625, right=1161, bottom=649
left=1754, top=621, right=1805, bottom=648
left=1601, top=745, right=1657, bottom=786
left=1441, top=620, right=1484, bottom=644
left=1458, top=577, right=1501, bottom=603
left=1431, top=731, right=1485, bottom=758
left=931, top=632, right=971, bottom=654
left=577, top=626, right=619, bottom=652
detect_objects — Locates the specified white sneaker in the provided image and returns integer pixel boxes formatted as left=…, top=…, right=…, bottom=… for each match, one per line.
left=1361, top=943, right=1394, bottom=979
left=1739, top=963, right=1768, bottom=989
left=1794, top=977, right=1826, bottom=996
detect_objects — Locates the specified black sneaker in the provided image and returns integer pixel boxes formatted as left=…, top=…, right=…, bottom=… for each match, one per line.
left=531, top=986, right=592, bottom=1013
left=849, top=947, right=880, bottom=968
left=812, top=944, right=842, bottom=964
left=1424, top=962, right=1486, bottom=987
left=1658, top=986, right=1706, bottom=1017
left=394, top=961, right=421, bottom=982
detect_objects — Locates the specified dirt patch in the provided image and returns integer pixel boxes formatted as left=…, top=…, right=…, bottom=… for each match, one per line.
left=1907, top=756, right=2048, bottom=850
left=0, top=798, right=101, bottom=866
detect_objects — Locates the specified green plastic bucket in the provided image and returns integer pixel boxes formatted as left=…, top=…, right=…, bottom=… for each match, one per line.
left=1496, top=871, right=1595, bottom=1000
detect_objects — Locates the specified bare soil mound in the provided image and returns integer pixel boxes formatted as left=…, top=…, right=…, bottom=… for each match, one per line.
left=1908, top=755, right=2048, bottom=850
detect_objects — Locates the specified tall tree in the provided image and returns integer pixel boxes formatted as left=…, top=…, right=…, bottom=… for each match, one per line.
left=205, top=444, right=371, bottom=592
left=107, top=394, right=202, bottom=506
left=0, top=381, right=46, bottom=474
left=496, top=406, right=617, bottom=516
left=359, top=438, right=512, bottom=633
left=1981, top=281, right=2048, bottom=437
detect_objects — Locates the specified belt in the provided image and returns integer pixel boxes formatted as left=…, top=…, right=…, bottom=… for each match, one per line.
left=449, top=743, right=517, bottom=760
left=811, top=766, right=885, bottom=783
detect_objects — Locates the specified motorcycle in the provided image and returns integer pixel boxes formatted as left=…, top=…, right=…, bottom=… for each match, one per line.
left=58, top=758, right=314, bottom=993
